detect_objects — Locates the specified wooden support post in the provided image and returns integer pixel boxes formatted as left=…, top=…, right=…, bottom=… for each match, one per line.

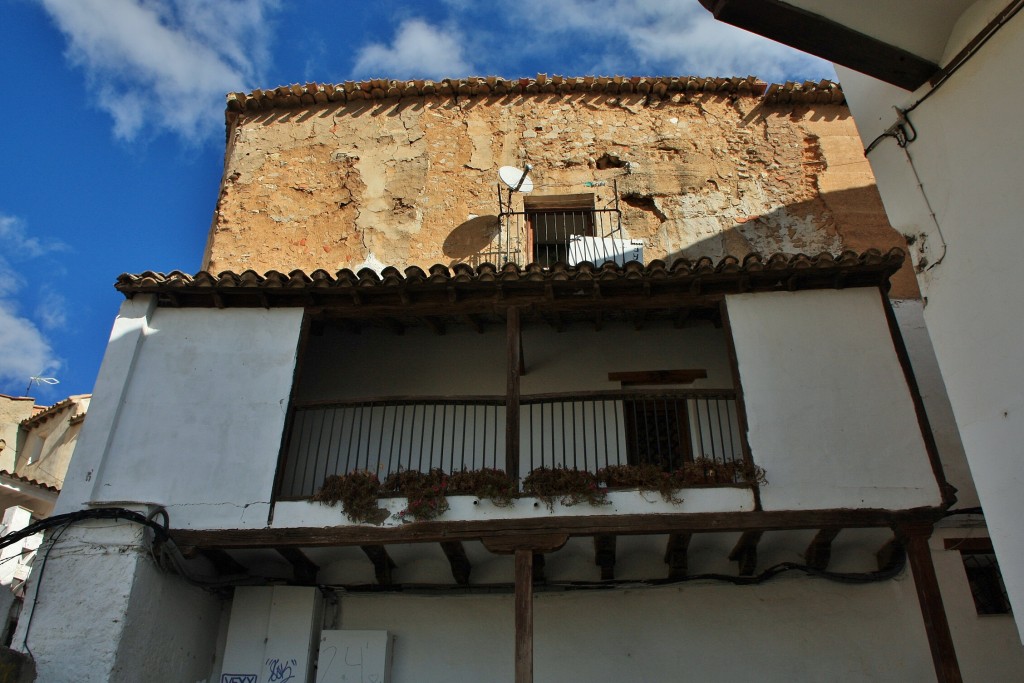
left=594, top=534, right=617, bottom=580
left=440, top=541, right=472, bottom=585
left=515, top=548, right=533, bottom=683
left=201, top=548, right=247, bottom=576
left=506, top=307, right=522, bottom=482
left=900, top=526, right=963, bottom=683
left=361, top=544, right=396, bottom=585
left=805, top=528, right=840, bottom=571
left=664, top=533, right=691, bottom=579
left=277, top=547, right=320, bottom=584
left=729, top=531, right=762, bottom=576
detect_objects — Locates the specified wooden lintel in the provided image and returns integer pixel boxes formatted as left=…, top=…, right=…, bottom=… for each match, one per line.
left=482, top=533, right=569, bottom=555
left=729, top=531, right=762, bottom=576
left=804, top=528, right=840, bottom=571
left=515, top=548, right=533, bottom=683
left=200, top=548, right=246, bottom=576
left=698, top=0, right=938, bottom=91
left=361, top=544, right=396, bottom=585
left=277, top=547, right=320, bottom=584
left=664, top=533, right=691, bottom=580
left=172, top=507, right=946, bottom=550
left=440, top=540, right=472, bottom=585
left=608, top=369, right=708, bottom=386
left=901, top=526, right=963, bottom=682
left=462, top=313, right=484, bottom=334
left=423, top=316, right=446, bottom=335
left=594, top=534, right=617, bottom=580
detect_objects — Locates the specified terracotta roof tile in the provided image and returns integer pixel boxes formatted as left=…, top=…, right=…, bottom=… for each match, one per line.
left=20, top=395, right=89, bottom=429
left=226, top=76, right=844, bottom=115
left=0, top=470, right=60, bottom=493
left=115, top=250, right=903, bottom=311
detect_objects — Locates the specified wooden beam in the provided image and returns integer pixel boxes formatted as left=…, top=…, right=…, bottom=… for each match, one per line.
left=200, top=548, right=246, bottom=576
left=608, top=369, right=708, bottom=386
left=422, top=316, right=446, bottom=335
left=277, top=547, right=320, bottom=584
left=594, top=534, right=617, bottom=580
left=172, top=507, right=947, bottom=550
left=900, top=525, right=963, bottom=683
left=515, top=548, right=533, bottom=683
left=729, top=531, right=762, bottom=576
left=440, top=541, right=472, bottom=585
left=664, top=533, right=691, bottom=580
left=506, top=307, right=522, bottom=482
left=462, top=313, right=484, bottom=334
left=482, top=533, right=569, bottom=555
left=942, top=538, right=993, bottom=553
left=698, top=0, right=938, bottom=91
left=361, top=544, right=396, bottom=585
left=804, top=528, right=840, bottom=571
left=876, top=538, right=900, bottom=572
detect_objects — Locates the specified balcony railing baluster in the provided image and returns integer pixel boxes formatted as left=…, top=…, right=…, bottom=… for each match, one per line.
left=277, top=390, right=748, bottom=500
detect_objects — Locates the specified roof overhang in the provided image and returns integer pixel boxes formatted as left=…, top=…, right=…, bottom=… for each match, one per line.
left=699, top=0, right=943, bottom=91
left=115, top=250, right=905, bottom=317
left=0, top=471, right=59, bottom=515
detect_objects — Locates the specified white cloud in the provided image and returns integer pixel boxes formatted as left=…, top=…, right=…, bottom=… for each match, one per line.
left=0, top=302, right=60, bottom=391
left=37, top=0, right=278, bottom=141
left=0, top=215, right=63, bottom=391
left=351, top=19, right=473, bottom=80
left=502, top=0, right=833, bottom=82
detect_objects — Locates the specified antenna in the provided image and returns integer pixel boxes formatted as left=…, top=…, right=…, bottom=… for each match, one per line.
left=25, top=376, right=59, bottom=396
left=498, top=164, right=534, bottom=194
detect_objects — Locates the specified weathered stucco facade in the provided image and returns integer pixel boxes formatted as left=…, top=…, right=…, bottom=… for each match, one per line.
left=206, top=77, right=916, bottom=298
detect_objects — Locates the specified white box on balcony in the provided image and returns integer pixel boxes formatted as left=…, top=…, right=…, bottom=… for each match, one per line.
left=568, top=235, right=644, bottom=266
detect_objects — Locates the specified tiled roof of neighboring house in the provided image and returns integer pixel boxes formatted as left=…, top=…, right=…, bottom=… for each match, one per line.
left=0, top=470, right=59, bottom=493
left=226, top=76, right=844, bottom=114
left=21, top=395, right=90, bottom=429
left=115, top=249, right=904, bottom=311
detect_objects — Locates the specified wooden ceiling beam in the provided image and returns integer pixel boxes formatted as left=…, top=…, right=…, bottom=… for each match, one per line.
left=805, top=528, right=841, bottom=571
left=729, top=530, right=763, bottom=577
left=594, top=534, right=617, bottom=580
left=200, top=548, right=247, bottom=576
left=664, top=533, right=691, bottom=580
left=440, top=541, right=472, bottom=585
left=277, top=547, right=320, bottom=584
left=361, top=544, right=396, bottom=585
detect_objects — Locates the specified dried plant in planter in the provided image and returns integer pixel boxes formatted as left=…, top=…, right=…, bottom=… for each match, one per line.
left=447, top=468, right=517, bottom=507
left=681, top=457, right=768, bottom=486
left=313, top=471, right=387, bottom=524
left=385, top=469, right=450, bottom=521
left=523, top=467, right=608, bottom=511
left=597, top=463, right=684, bottom=504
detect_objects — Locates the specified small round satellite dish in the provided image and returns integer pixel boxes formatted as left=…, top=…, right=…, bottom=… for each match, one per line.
left=498, top=165, right=534, bottom=193
left=443, top=215, right=501, bottom=258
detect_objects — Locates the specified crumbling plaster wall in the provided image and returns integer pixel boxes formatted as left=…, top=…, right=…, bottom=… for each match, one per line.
left=206, top=91, right=916, bottom=298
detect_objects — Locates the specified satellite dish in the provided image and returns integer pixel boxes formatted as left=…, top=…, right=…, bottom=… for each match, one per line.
left=498, top=165, right=534, bottom=193
left=443, top=215, right=501, bottom=258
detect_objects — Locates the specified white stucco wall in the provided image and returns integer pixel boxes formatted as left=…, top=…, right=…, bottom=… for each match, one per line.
left=836, top=4, right=1024, bottom=633
left=726, top=288, right=941, bottom=510
left=58, top=298, right=303, bottom=529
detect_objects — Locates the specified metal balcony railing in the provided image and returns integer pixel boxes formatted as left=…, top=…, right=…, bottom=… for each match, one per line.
left=276, top=390, right=746, bottom=500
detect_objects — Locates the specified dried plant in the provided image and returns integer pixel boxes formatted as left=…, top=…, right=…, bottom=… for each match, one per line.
left=448, top=468, right=517, bottom=507
left=385, top=469, right=450, bottom=521
left=597, top=463, right=684, bottom=504
left=313, top=471, right=386, bottom=524
left=523, top=467, right=608, bottom=511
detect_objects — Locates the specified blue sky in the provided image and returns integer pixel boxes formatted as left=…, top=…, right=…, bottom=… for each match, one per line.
left=0, top=0, right=833, bottom=404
